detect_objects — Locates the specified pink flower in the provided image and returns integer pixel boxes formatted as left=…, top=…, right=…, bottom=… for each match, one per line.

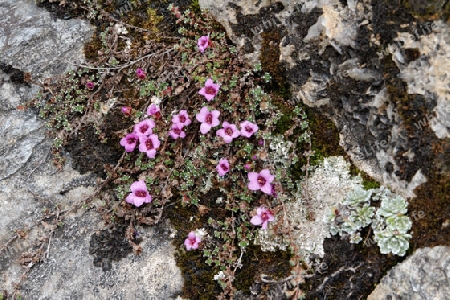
left=216, top=122, right=240, bottom=143
left=197, top=35, right=210, bottom=53
left=216, top=158, right=230, bottom=176
left=172, top=110, right=191, bottom=127
left=169, top=123, right=186, bottom=139
left=250, top=207, right=274, bottom=230
left=136, top=68, right=146, bottom=79
left=248, top=169, right=274, bottom=194
left=134, top=119, right=155, bottom=137
left=199, top=78, right=220, bottom=102
left=86, top=81, right=95, bottom=90
left=120, top=133, right=138, bottom=152
left=184, top=231, right=201, bottom=250
left=196, top=106, right=220, bottom=134
left=121, top=106, right=132, bottom=115
left=240, top=120, right=258, bottom=138
left=244, top=163, right=251, bottom=170
left=126, top=180, right=152, bottom=207
left=138, top=134, right=160, bottom=158
left=147, top=104, right=160, bottom=117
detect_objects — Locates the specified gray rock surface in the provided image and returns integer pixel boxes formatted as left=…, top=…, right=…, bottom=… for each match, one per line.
left=0, top=1, right=183, bottom=298
left=368, top=246, right=450, bottom=300
left=0, top=0, right=91, bottom=78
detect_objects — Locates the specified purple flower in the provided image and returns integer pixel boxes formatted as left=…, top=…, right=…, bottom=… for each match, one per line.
left=172, top=110, right=191, bottom=127
left=120, top=133, right=138, bottom=152
left=138, top=134, right=160, bottom=158
left=216, top=158, right=230, bottom=176
left=184, top=231, right=201, bottom=250
left=244, top=163, right=251, bottom=171
left=240, top=120, right=258, bottom=138
left=169, top=123, right=186, bottom=139
left=134, top=119, right=155, bottom=137
left=248, top=169, right=274, bottom=194
left=121, top=106, right=132, bottom=116
left=197, top=35, right=210, bottom=53
left=86, top=81, right=95, bottom=90
left=196, top=106, right=220, bottom=134
left=250, top=207, right=274, bottom=230
left=147, top=104, right=160, bottom=117
left=126, top=180, right=152, bottom=207
left=216, top=122, right=240, bottom=143
left=199, top=78, right=220, bottom=102
left=136, top=68, right=146, bottom=79
left=258, top=139, right=265, bottom=146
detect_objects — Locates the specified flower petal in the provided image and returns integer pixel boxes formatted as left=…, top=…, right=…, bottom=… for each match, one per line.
left=250, top=215, right=262, bottom=226
left=200, top=123, right=211, bottom=134
left=260, top=169, right=274, bottom=183
left=261, top=183, right=273, bottom=194
left=130, top=180, right=147, bottom=193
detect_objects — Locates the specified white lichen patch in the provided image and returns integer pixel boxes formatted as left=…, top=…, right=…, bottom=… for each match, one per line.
left=254, top=156, right=364, bottom=260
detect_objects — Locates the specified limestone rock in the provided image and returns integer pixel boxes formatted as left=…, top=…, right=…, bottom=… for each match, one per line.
left=0, top=0, right=92, bottom=79
left=368, top=246, right=450, bottom=300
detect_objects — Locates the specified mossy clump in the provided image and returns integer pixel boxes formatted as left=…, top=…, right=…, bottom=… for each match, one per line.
left=167, top=199, right=222, bottom=299
left=234, top=244, right=292, bottom=292
left=408, top=138, right=450, bottom=249
left=403, top=0, right=450, bottom=20
left=260, top=29, right=290, bottom=98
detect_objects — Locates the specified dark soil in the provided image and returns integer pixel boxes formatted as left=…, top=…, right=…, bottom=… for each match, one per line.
left=89, top=223, right=140, bottom=271
left=0, top=62, right=28, bottom=85
left=302, top=234, right=404, bottom=300
left=35, top=0, right=86, bottom=20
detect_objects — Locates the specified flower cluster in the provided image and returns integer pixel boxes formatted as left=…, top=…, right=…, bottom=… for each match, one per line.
left=136, top=68, right=146, bottom=79
left=248, top=169, right=274, bottom=195
left=126, top=180, right=152, bottom=207
left=184, top=229, right=206, bottom=250
left=216, top=158, right=230, bottom=176
left=120, top=101, right=161, bottom=159
left=197, top=35, right=210, bottom=53
left=170, top=110, right=191, bottom=139
left=184, top=231, right=201, bottom=250
left=199, top=78, right=220, bottom=101
left=85, top=81, right=95, bottom=90
left=250, top=207, right=274, bottom=230
left=196, top=106, right=221, bottom=134
left=121, top=32, right=277, bottom=260
left=147, top=104, right=161, bottom=118
left=216, top=122, right=240, bottom=143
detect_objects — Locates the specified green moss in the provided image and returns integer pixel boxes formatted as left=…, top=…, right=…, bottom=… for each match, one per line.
left=166, top=200, right=221, bottom=299
left=83, top=32, right=103, bottom=60
left=408, top=138, right=450, bottom=249
left=402, top=0, right=450, bottom=20
left=272, top=97, right=295, bottom=134
left=234, top=244, right=292, bottom=292
left=189, top=0, right=201, bottom=14
left=260, top=28, right=290, bottom=100
left=349, top=165, right=381, bottom=190
left=306, top=108, right=345, bottom=165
